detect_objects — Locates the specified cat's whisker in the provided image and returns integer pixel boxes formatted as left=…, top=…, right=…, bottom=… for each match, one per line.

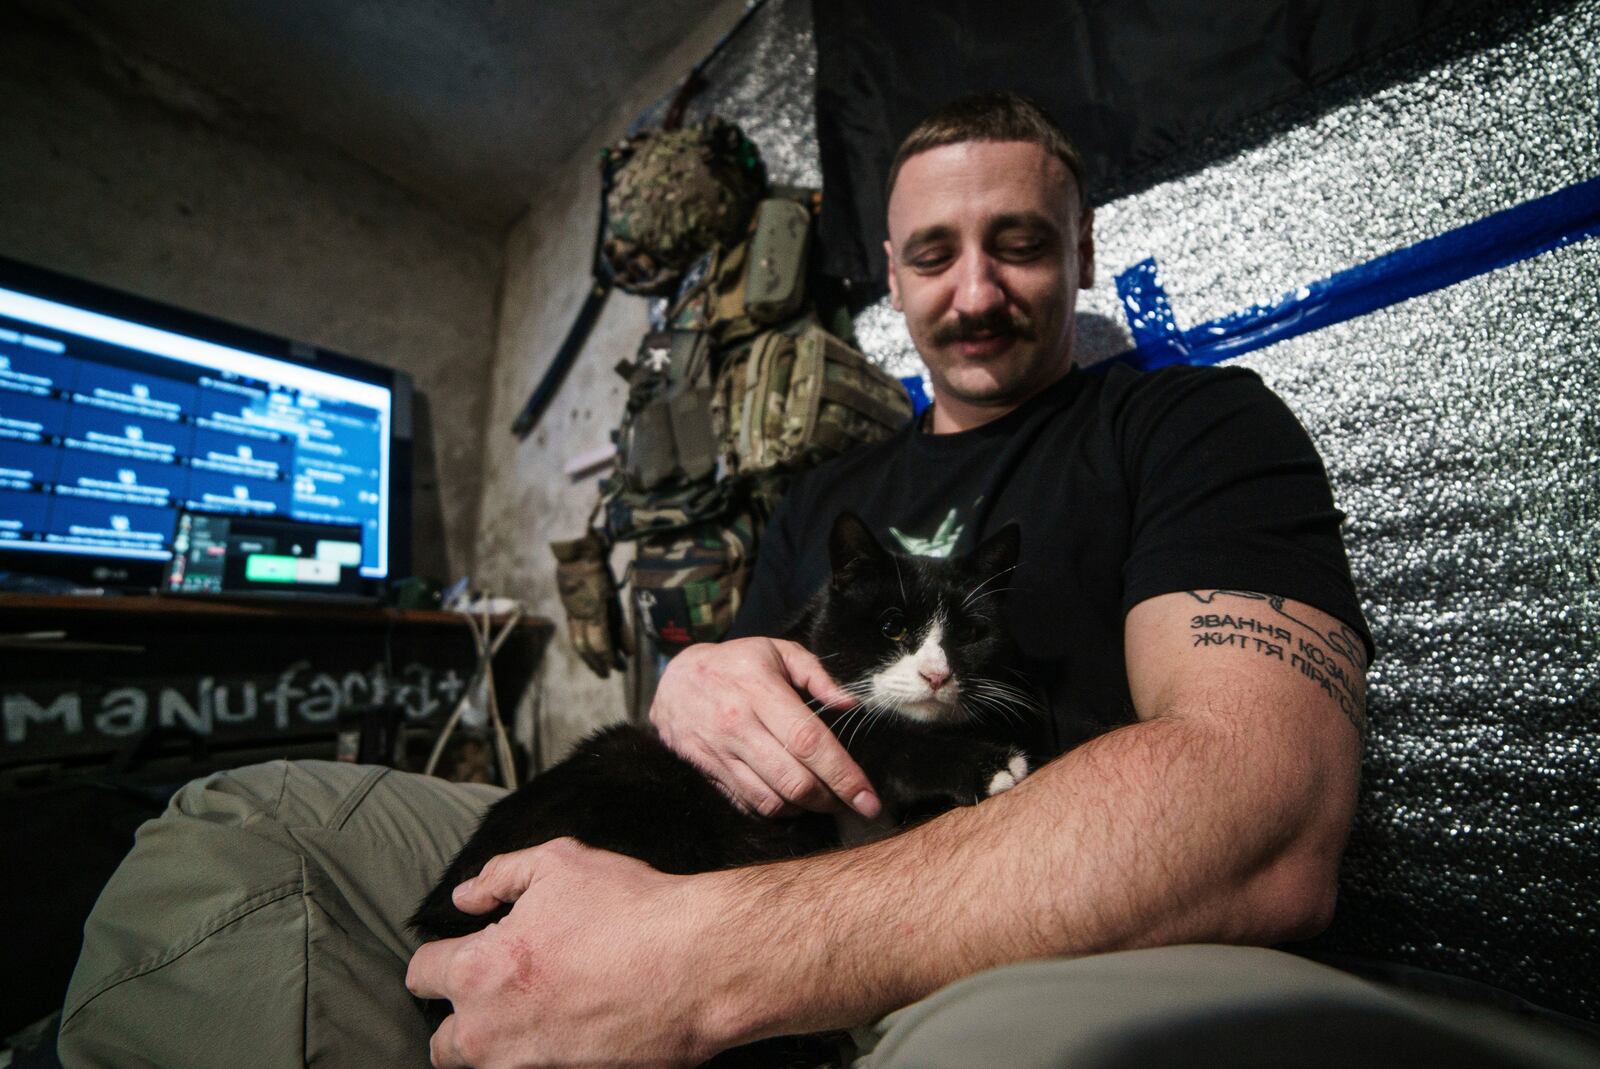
left=831, top=697, right=878, bottom=730
left=892, top=555, right=908, bottom=608
left=816, top=679, right=875, bottom=708
left=844, top=694, right=903, bottom=749
left=961, top=564, right=1019, bottom=609
left=862, top=703, right=899, bottom=743
left=963, top=680, right=1040, bottom=720
left=960, top=694, right=1036, bottom=726
left=961, top=585, right=1014, bottom=607
left=992, top=662, right=1043, bottom=697
left=970, top=676, right=1042, bottom=704
left=844, top=704, right=880, bottom=749
left=972, top=681, right=1034, bottom=703
left=962, top=696, right=1024, bottom=727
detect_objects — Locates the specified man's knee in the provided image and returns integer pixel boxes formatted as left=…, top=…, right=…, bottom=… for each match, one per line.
left=61, top=760, right=500, bottom=1068
left=167, top=758, right=391, bottom=831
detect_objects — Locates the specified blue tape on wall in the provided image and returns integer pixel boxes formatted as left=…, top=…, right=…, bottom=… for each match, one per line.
left=1112, top=174, right=1600, bottom=372
left=898, top=373, right=932, bottom=417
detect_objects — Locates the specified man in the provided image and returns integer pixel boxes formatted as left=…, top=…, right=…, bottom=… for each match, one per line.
left=68, top=94, right=1578, bottom=1069
left=400, top=93, right=1375, bottom=1065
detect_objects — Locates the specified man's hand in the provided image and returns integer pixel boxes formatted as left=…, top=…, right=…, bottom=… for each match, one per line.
left=649, top=637, right=880, bottom=819
left=406, top=839, right=718, bottom=1069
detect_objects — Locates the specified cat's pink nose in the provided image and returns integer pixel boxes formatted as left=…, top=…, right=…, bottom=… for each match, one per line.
left=920, top=667, right=950, bottom=692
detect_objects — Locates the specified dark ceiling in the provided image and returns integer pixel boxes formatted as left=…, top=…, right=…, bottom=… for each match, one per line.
left=28, top=0, right=748, bottom=230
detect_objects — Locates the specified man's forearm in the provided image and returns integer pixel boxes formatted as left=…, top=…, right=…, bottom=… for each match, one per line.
left=685, top=706, right=1357, bottom=1048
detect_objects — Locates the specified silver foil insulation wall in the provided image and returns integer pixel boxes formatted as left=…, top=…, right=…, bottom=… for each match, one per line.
left=676, top=0, right=1600, bottom=1020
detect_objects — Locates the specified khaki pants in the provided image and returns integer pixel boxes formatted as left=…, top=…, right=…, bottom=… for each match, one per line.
left=60, top=760, right=499, bottom=1068
left=60, top=760, right=1600, bottom=1068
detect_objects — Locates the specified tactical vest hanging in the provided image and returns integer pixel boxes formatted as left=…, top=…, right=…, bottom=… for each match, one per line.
left=548, top=119, right=912, bottom=679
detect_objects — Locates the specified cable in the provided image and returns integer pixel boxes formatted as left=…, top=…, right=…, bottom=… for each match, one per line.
left=423, top=601, right=526, bottom=787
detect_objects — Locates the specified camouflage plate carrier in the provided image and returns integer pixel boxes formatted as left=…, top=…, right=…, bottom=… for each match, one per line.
left=550, top=118, right=912, bottom=687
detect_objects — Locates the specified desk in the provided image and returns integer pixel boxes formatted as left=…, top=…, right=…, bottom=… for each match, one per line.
left=0, top=594, right=553, bottom=779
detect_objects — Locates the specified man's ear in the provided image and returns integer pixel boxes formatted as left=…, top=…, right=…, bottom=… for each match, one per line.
left=829, top=511, right=888, bottom=586
left=884, top=239, right=902, bottom=310
left=1078, top=208, right=1095, bottom=290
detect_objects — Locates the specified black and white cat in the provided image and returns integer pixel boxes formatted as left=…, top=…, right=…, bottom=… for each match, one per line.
left=411, top=515, right=1040, bottom=1034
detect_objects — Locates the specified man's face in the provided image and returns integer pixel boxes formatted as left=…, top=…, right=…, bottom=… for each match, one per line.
left=885, top=140, right=1094, bottom=430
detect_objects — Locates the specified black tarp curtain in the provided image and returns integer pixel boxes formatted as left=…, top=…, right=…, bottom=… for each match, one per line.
left=811, top=0, right=1500, bottom=296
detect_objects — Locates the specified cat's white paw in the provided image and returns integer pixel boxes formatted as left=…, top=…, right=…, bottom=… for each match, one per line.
left=985, top=751, right=1032, bottom=797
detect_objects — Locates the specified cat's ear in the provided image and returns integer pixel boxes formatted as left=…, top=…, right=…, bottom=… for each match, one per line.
left=972, top=523, right=1021, bottom=583
left=829, top=511, right=888, bottom=586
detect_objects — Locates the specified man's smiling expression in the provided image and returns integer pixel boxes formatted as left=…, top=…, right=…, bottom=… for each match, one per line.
left=885, top=140, right=1095, bottom=433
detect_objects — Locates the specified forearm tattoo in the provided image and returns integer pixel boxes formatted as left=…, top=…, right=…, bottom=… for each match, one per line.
left=1184, top=590, right=1367, bottom=736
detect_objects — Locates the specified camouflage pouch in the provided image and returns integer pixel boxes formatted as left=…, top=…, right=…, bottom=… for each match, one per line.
left=628, top=515, right=756, bottom=651
left=550, top=530, right=627, bottom=678
left=743, top=197, right=812, bottom=325
left=712, top=321, right=913, bottom=478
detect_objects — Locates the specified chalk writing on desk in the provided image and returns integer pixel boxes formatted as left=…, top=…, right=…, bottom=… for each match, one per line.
left=4, top=661, right=466, bottom=754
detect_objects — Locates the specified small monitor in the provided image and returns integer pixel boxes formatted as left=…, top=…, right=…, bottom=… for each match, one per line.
left=163, top=511, right=367, bottom=600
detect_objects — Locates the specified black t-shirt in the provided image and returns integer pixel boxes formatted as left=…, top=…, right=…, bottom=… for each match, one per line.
left=729, top=363, right=1373, bottom=754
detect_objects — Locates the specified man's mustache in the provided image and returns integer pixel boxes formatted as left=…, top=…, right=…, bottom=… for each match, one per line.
left=930, top=308, right=1036, bottom=346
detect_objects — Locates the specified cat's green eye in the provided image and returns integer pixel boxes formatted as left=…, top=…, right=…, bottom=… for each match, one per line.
left=879, top=611, right=908, bottom=642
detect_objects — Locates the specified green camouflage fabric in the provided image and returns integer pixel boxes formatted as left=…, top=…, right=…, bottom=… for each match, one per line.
left=601, top=118, right=767, bottom=296
left=603, top=475, right=731, bottom=543
left=550, top=530, right=627, bottom=677
left=629, top=516, right=756, bottom=650
left=665, top=239, right=762, bottom=347
left=558, top=158, right=915, bottom=676
left=713, top=320, right=913, bottom=478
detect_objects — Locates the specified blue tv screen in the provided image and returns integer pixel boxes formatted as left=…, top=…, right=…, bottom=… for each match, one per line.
left=0, top=257, right=412, bottom=593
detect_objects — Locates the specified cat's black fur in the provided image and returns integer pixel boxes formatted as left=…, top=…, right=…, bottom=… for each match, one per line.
left=409, top=513, right=1042, bottom=1066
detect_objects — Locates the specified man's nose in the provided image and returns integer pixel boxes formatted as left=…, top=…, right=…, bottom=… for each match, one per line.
left=950, top=251, right=1006, bottom=317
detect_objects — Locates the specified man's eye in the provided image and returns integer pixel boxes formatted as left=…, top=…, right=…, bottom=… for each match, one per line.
left=999, top=242, right=1043, bottom=259
left=879, top=610, right=908, bottom=641
left=909, top=252, right=951, bottom=271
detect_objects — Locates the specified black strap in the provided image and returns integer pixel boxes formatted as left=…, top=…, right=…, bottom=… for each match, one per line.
left=510, top=140, right=625, bottom=439
left=510, top=280, right=611, bottom=439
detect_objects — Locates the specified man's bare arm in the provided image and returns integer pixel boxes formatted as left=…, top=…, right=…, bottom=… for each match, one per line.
left=405, top=589, right=1366, bottom=1066
left=681, top=589, right=1367, bottom=1048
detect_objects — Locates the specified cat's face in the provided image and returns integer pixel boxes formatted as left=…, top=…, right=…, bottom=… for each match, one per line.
left=803, top=513, right=1020, bottom=725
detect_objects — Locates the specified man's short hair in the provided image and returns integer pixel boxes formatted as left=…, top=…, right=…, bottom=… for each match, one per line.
left=886, top=91, right=1090, bottom=212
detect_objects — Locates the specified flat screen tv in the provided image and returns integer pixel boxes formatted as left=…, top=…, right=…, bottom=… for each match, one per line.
left=0, top=255, right=412, bottom=595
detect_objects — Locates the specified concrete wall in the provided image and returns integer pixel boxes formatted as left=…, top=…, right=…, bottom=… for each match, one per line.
left=0, top=4, right=501, bottom=580
left=472, top=0, right=747, bottom=764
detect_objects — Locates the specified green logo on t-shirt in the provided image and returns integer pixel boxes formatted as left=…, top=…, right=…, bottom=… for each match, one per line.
left=889, top=508, right=964, bottom=558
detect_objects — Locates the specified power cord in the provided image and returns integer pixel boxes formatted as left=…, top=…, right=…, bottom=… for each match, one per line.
left=423, top=600, right=526, bottom=789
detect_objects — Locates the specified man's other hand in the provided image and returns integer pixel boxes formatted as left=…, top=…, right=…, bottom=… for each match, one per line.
left=407, top=839, right=714, bottom=1069
left=650, top=637, right=880, bottom=819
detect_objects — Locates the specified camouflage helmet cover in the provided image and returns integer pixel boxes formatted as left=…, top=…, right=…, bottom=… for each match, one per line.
left=602, top=117, right=767, bottom=295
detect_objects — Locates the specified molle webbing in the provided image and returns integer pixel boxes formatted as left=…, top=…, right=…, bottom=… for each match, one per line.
left=718, top=322, right=912, bottom=478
